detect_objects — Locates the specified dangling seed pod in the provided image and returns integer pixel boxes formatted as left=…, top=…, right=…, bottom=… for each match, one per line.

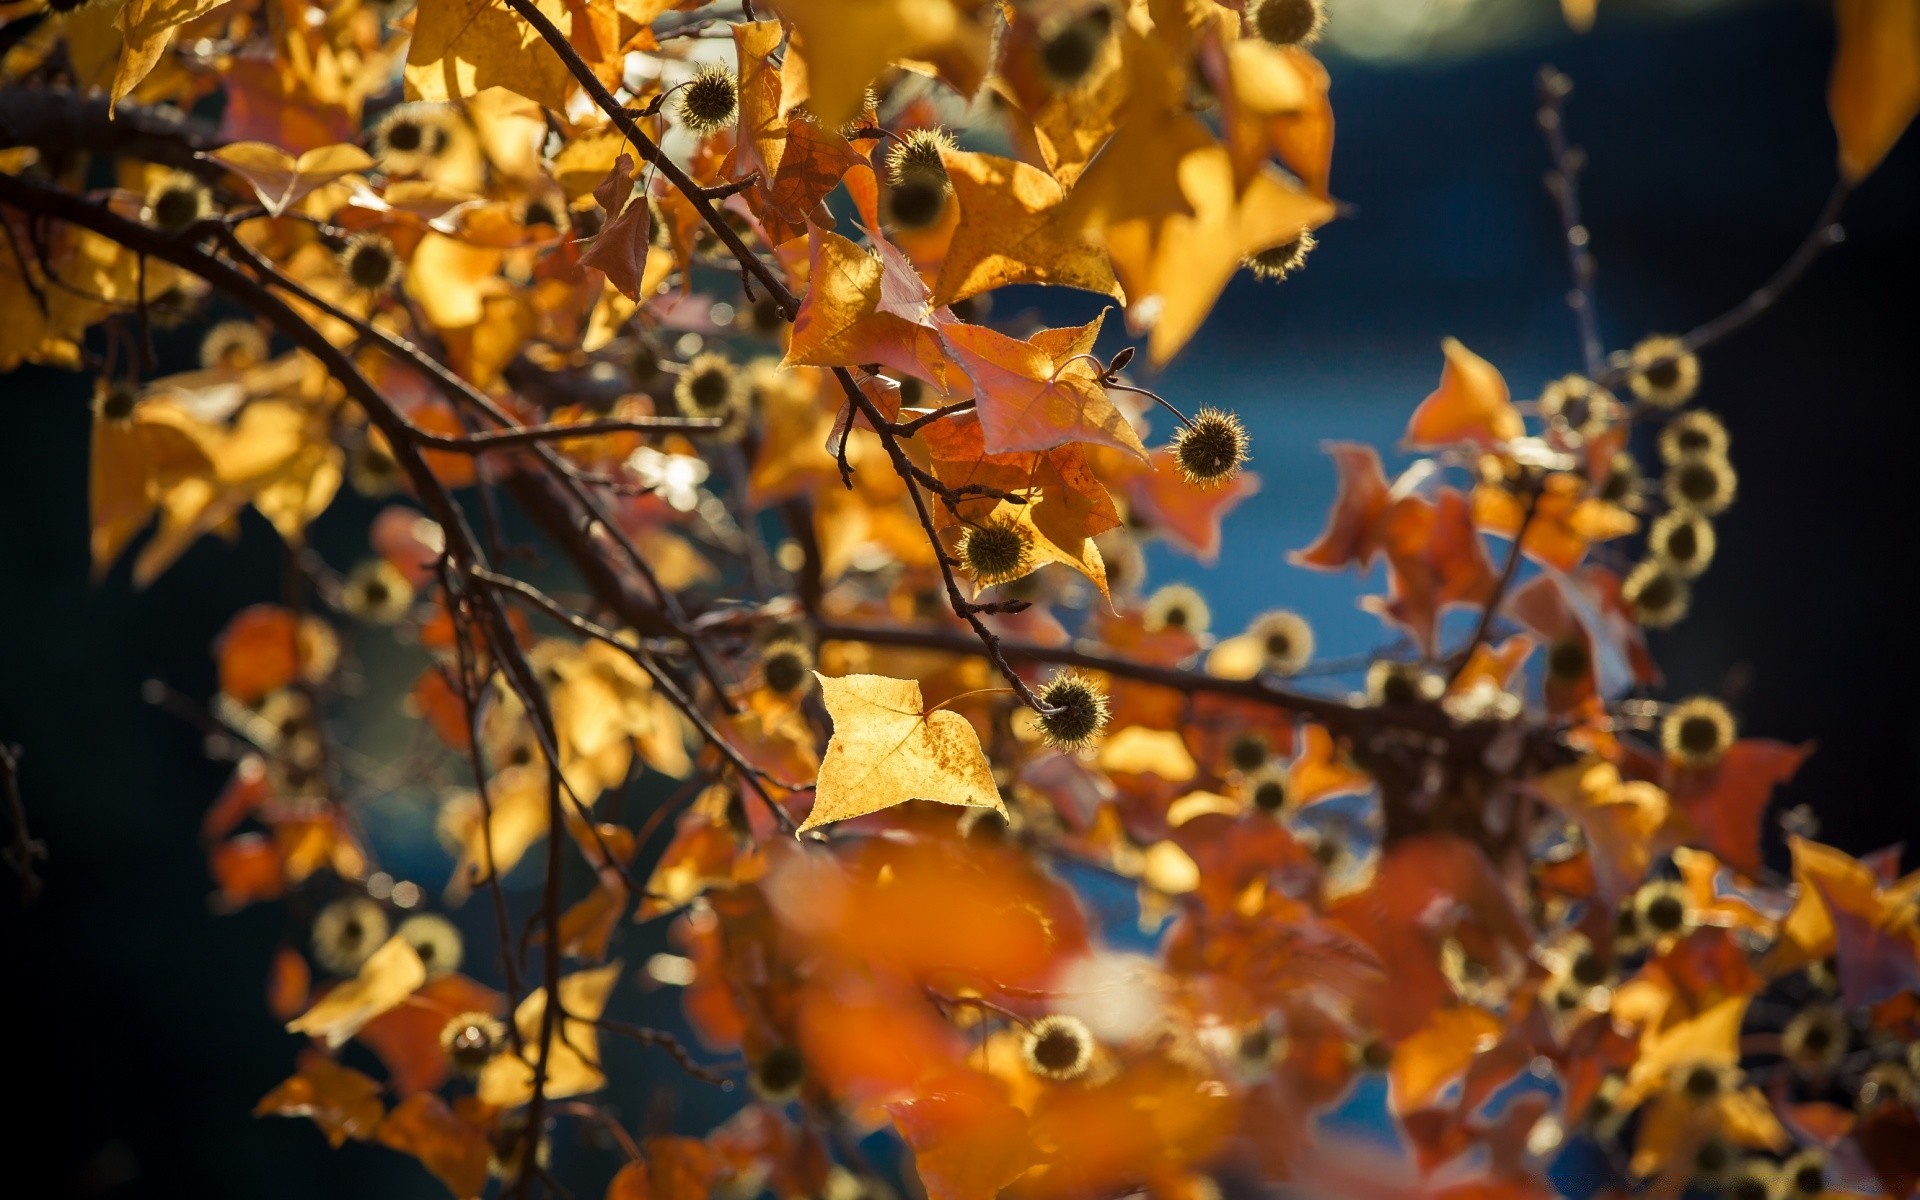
left=1594, top=451, right=1643, bottom=508
left=1658, top=410, right=1730, bottom=464
left=93, top=378, right=140, bottom=424
left=397, top=912, right=463, bottom=978
left=1627, top=334, right=1701, bottom=408
left=311, top=896, right=390, bottom=974
left=676, top=64, right=741, bottom=135
left=370, top=103, right=456, bottom=170
left=887, top=127, right=957, bottom=190
left=1538, top=375, right=1618, bottom=440
left=1781, top=1004, right=1849, bottom=1072
left=1227, top=732, right=1270, bottom=773
left=349, top=436, right=402, bottom=497
left=1621, top=558, right=1691, bottom=629
left=1366, top=660, right=1433, bottom=707
left=440, top=1012, right=507, bottom=1075
left=340, top=558, right=415, bottom=624
left=1545, top=636, right=1590, bottom=683
left=1663, top=454, right=1738, bottom=516
left=1647, top=509, right=1716, bottom=579
left=1022, top=1014, right=1095, bottom=1080
left=674, top=352, right=745, bottom=429
left=145, top=172, right=211, bottom=232
left=1172, top=408, right=1250, bottom=488
left=1635, top=880, right=1695, bottom=940
left=1248, top=766, right=1290, bottom=813
left=1247, top=0, right=1327, bottom=46
left=1143, top=583, right=1211, bottom=636
left=1036, top=6, right=1115, bottom=88
left=1035, top=673, right=1110, bottom=749
left=199, top=321, right=269, bottom=371
left=883, top=175, right=948, bottom=231
left=1246, top=610, right=1314, bottom=675
left=959, top=517, right=1035, bottom=587
left=760, top=639, right=815, bottom=697
left=1244, top=231, right=1316, bottom=281
left=340, top=232, right=402, bottom=293
left=750, top=1045, right=806, bottom=1101
left=1660, top=696, right=1735, bottom=767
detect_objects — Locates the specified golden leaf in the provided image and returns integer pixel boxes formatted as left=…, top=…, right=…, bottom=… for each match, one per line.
left=1830, top=0, right=1920, bottom=181
left=208, top=142, right=376, bottom=217
left=477, top=961, right=622, bottom=1107
left=799, top=673, right=1004, bottom=833
left=112, top=0, right=230, bottom=106
left=931, top=149, right=1122, bottom=307
left=286, top=935, right=429, bottom=1049
left=1404, top=338, right=1522, bottom=449
left=940, top=321, right=1148, bottom=461
left=407, top=0, right=578, bottom=114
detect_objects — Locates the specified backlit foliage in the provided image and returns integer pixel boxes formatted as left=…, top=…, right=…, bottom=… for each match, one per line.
left=2, top=0, right=1917, bottom=1199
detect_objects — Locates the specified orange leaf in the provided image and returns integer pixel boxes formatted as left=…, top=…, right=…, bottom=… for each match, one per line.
left=255, top=1051, right=385, bottom=1148
left=888, top=1081, right=1044, bottom=1200
left=1124, top=447, right=1260, bottom=564
left=1290, top=442, right=1391, bottom=570
left=1404, top=339, right=1522, bottom=450
left=579, top=154, right=654, bottom=302
left=377, top=1092, right=491, bottom=1199
left=1663, top=740, right=1813, bottom=880
left=1830, top=0, right=1920, bottom=181
left=1389, top=1006, right=1503, bottom=1115
left=356, top=974, right=506, bottom=1095
left=940, top=320, right=1148, bottom=461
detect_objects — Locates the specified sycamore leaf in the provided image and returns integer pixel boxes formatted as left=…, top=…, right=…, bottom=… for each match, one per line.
left=1390, top=1006, right=1503, bottom=1116
left=1289, top=442, right=1392, bottom=570
left=407, top=0, right=577, bottom=114
left=786, top=225, right=971, bottom=394
left=1830, top=0, right=1920, bottom=181
left=931, top=149, right=1122, bottom=306
left=112, top=0, right=230, bottom=106
left=733, top=21, right=790, bottom=182
left=774, top=0, right=977, bottom=127
left=1123, top=447, right=1259, bottom=564
left=1362, top=489, right=1498, bottom=656
left=208, top=143, right=376, bottom=217
left=888, top=1085, right=1044, bottom=1200
left=751, top=115, right=865, bottom=249
left=939, top=321, right=1147, bottom=460
left=477, top=962, right=621, bottom=1106
left=1404, top=339, right=1522, bottom=450
left=579, top=154, right=654, bottom=302
left=286, top=935, right=429, bottom=1049
left=1663, top=740, right=1813, bottom=880
left=377, top=1093, right=491, bottom=1200
left=1221, top=42, right=1336, bottom=197
left=255, top=1052, right=386, bottom=1148
left=800, top=674, right=1003, bottom=833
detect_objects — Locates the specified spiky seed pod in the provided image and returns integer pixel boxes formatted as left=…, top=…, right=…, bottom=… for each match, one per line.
left=883, top=175, right=948, bottom=230
left=1782, top=1004, right=1849, bottom=1072
left=750, top=1045, right=806, bottom=1101
left=674, top=352, right=744, bottom=423
left=440, top=1012, right=507, bottom=1075
left=887, top=127, right=957, bottom=189
left=1862, top=1062, right=1919, bottom=1109
left=1636, top=880, right=1694, bottom=939
left=1661, top=696, right=1735, bottom=767
left=1627, top=335, right=1701, bottom=408
left=349, top=436, right=402, bottom=497
left=1244, top=231, right=1316, bottom=281
left=1780, top=1151, right=1829, bottom=1200
left=371, top=103, right=455, bottom=167
left=341, top=233, right=402, bottom=292
left=1248, top=0, right=1327, bottom=45
left=341, top=558, right=415, bottom=624
left=1172, top=408, right=1250, bottom=488
left=1023, top=1014, right=1095, bottom=1080
left=199, top=320, right=269, bottom=371
left=1648, top=510, right=1716, bottom=580
left=959, top=517, right=1034, bottom=587
left=312, top=896, right=390, bottom=974
left=518, top=193, right=569, bottom=233
left=677, top=64, right=740, bottom=134
left=1248, top=767, right=1290, bottom=813
left=1672, top=1060, right=1735, bottom=1106
left=1622, top=558, right=1691, bottom=629
left=1245, top=610, right=1314, bottom=675
left=1545, top=636, right=1590, bottom=683
left=1037, top=6, right=1115, bottom=87
left=761, top=639, right=815, bottom=697
left=1659, top=410, right=1730, bottom=465
left=1227, top=733, right=1270, bottom=773
left=93, top=378, right=139, bottom=423
left=1664, top=454, right=1738, bottom=516
left=746, top=296, right=785, bottom=337
left=1538, top=375, right=1618, bottom=439
left=145, top=172, right=210, bottom=231
left=1035, top=673, right=1110, bottom=750
left=1367, top=660, right=1433, bottom=707
left=397, top=912, right=464, bottom=978
left=1595, top=451, right=1643, bottom=508
left=1144, top=583, right=1211, bottom=636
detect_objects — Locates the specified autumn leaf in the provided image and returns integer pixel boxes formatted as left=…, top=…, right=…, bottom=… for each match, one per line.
left=1404, top=339, right=1523, bottom=450
left=286, top=935, right=429, bottom=1049
left=1289, top=442, right=1392, bottom=571
left=1390, top=1006, right=1503, bottom=1115
left=477, top=961, right=621, bottom=1106
left=888, top=1083, right=1044, bottom=1200
left=939, top=320, right=1148, bottom=461
left=800, top=674, right=1004, bottom=833
left=931, top=148, right=1122, bottom=307
left=786, top=224, right=971, bottom=394
left=407, top=0, right=578, bottom=114
left=255, top=1051, right=386, bottom=1148
left=771, top=0, right=982, bottom=127
left=377, top=1093, right=491, bottom=1200
left=1829, top=0, right=1920, bottom=181
left=579, top=154, right=654, bottom=302
left=112, top=0, right=231, bottom=106
left=1662, top=739, right=1813, bottom=880
left=750, top=115, right=866, bottom=249
left=208, top=142, right=376, bottom=217
left=1122, top=447, right=1261, bottom=564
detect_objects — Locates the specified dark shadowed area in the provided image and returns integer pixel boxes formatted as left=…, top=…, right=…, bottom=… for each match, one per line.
left=2, top=0, right=1917, bottom=1195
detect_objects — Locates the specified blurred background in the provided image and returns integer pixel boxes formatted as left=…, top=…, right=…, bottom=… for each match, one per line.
left=3, top=0, right=1918, bottom=1194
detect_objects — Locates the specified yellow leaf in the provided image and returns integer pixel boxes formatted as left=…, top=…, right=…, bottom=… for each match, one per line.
left=1097, top=728, right=1196, bottom=781
left=208, top=142, right=376, bottom=217
left=773, top=0, right=976, bottom=127
left=112, top=0, right=230, bottom=106
left=1829, top=0, right=1920, bottom=181
left=407, top=0, right=579, bottom=114
left=477, top=962, right=621, bottom=1106
left=286, top=935, right=429, bottom=1049
left=959, top=490, right=1110, bottom=601
left=940, top=322, right=1149, bottom=460
left=1389, top=1005, right=1502, bottom=1115
left=930, top=149, right=1122, bottom=307
left=800, top=673, right=1003, bottom=833
left=1403, top=338, right=1522, bottom=450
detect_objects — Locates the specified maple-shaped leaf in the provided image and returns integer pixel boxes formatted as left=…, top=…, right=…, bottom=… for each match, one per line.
left=1472, top=471, right=1635, bottom=573
left=800, top=674, right=1003, bottom=833
left=355, top=973, right=506, bottom=1095
left=1829, top=0, right=1920, bottom=181
left=786, top=225, right=971, bottom=394
left=733, top=21, right=789, bottom=183
left=111, top=0, right=231, bottom=106
left=1362, top=489, right=1498, bottom=655
left=940, top=320, right=1148, bottom=460
left=772, top=0, right=984, bottom=127
left=407, top=0, right=578, bottom=114
left=930, top=148, right=1122, bottom=307
left=1290, top=723, right=1372, bottom=806
left=1404, top=339, right=1523, bottom=450
left=1220, top=41, right=1337, bottom=197
left=1764, top=836, right=1920, bottom=1006
left=477, top=961, right=621, bottom=1106
left=377, top=1093, right=491, bottom=1200
left=579, top=154, right=654, bottom=302
left=287, top=935, right=428, bottom=1049
left=1663, top=739, right=1813, bottom=880
left=888, top=1081, right=1044, bottom=1200
left=1531, top=760, right=1668, bottom=905
left=956, top=491, right=1110, bottom=600
left=607, top=1137, right=725, bottom=1200
left=255, top=1051, right=386, bottom=1148
left=1122, top=446, right=1260, bottom=564
left=922, top=412, right=1120, bottom=539
left=1290, top=442, right=1392, bottom=570
left=1389, top=1006, right=1503, bottom=1116
left=750, top=115, right=866, bottom=249
left=207, top=143, right=375, bottom=217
